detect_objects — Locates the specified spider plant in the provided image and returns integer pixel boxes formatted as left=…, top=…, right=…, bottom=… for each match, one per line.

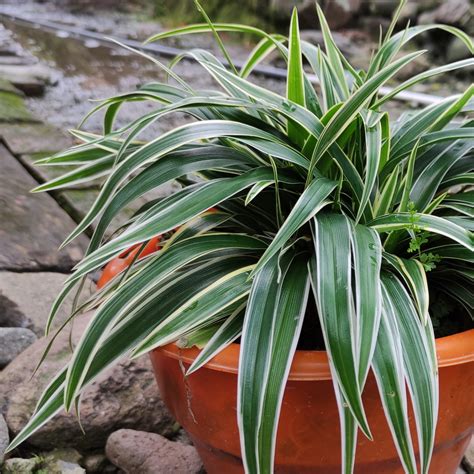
left=7, top=2, right=474, bottom=473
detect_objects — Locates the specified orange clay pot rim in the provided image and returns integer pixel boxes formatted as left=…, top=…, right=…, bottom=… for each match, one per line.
left=156, top=328, right=474, bottom=381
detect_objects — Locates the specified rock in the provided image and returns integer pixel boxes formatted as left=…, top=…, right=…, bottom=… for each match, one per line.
left=0, top=272, right=93, bottom=336
left=369, top=0, right=418, bottom=22
left=463, top=435, right=474, bottom=473
left=41, top=448, right=85, bottom=474
left=45, top=460, right=85, bottom=474
left=82, top=453, right=108, bottom=473
left=0, top=64, right=56, bottom=96
left=457, top=467, right=467, bottom=474
left=43, top=448, right=83, bottom=464
left=368, top=0, right=399, bottom=17
left=0, top=312, right=176, bottom=450
left=106, top=429, right=203, bottom=474
left=0, top=292, right=28, bottom=330
left=418, top=0, right=472, bottom=26
left=0, top=328, right=37, bottom=368
left=0, top=414, right=8, bottom=465
left=0, top=91, right=38, bottom=123
left=416, top=0, right=442, bottom=13
left=269, top=0, right=361, bottom=28
left=321, top=0, right=361, bottom=29
left=0, top=144, right=88, bottom=271
left=0, top=123, right=72, bottom=156
left=1, top=457, right=39, bottom=473
left=446, top=37, right=473, bottom=62
left=358, top=15, right=391, bottom=41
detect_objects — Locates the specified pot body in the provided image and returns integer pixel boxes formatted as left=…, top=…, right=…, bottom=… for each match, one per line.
left=150, top=330, right=474, bottom=473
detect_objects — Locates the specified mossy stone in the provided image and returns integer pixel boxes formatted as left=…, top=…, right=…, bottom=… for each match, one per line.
left=0, top=91, right=38, bottom=123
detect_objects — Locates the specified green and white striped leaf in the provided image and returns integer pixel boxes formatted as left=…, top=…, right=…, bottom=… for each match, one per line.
left=73, top=168, right=283, bottom=278
left=369, top=213, right=474, bottom=251
left=251, top=175, right=336, bottom=275
left=257, top=256, right=310, bottom=474
left=372, top=290, right=417, bottom=474
left=238, top=254, right=286, bottom=474
left=131, top=265, right=253, bottom=356
left=186, top=304, right=245, bottom=375
left=383, top=254, right=429, bottom=324
left=381, top=273, right=438, bottom=474
left=358, top=112, right=382, bottom=222
left=63, top=237, right=264, bottom=406
left=308, top=51, right=424, bottom=176
left=286, top=9, right=306, bottom=146
left=310, top=214, right=371, bottom=438
left=61, top=120, right=307, bottom=246
left=350, top=222, right=382, bottom=386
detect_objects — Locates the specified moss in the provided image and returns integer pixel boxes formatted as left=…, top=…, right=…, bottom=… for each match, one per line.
left=0, top=91, right=38, bottom=123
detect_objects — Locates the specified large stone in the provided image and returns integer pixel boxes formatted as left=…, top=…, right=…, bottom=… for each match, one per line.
left=0, top=272, right=93, bottom=336
left=0, top=312, right=176, bottom=450
left=463, top=435, right=474, bottom=473
left=0, top=144, right=87, bottom=271
left=106, top=429, right=204, bottom=474
left=0, top=123, right=72, bottom=156
left=0, top=414, right=8, bottom=465
left=321, top=0, right=361, bottom=29
left=0, top=328, right=37, bottom=368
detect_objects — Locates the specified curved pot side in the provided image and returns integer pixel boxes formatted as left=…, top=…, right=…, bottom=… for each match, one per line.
left=150, top=330, right=474, bottom=474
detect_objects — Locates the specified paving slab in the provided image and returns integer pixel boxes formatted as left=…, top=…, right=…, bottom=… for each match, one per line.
left=0, top=144, right=88, bottom=271
left=0, top=122, right=72, bottom=155
left=0, top=271, right=93, bottom=335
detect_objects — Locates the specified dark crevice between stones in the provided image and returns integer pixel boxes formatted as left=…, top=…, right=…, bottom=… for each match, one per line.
left=0, top=266, right=71, bottom=274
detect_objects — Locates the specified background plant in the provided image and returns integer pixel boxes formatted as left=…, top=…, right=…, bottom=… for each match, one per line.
left=7, top=2, right=474, bottom=473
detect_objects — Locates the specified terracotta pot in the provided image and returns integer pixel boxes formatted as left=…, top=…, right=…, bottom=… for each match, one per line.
left=150, top=329, right=474, bottom=474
